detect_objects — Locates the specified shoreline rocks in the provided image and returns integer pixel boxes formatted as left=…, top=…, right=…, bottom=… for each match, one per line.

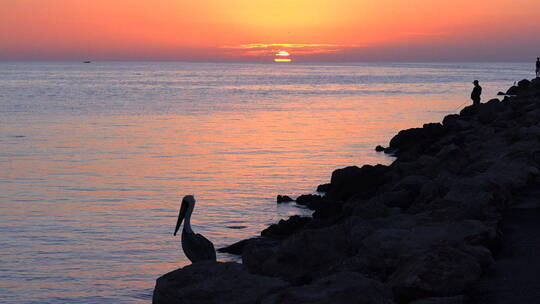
left=154, top=78, right=540, bottom=304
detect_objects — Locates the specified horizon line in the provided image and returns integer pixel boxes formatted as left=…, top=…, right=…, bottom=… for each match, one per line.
left=0, top=59, right=534, bottom=63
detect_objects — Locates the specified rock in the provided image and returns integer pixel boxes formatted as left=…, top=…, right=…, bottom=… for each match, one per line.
left=276, top=195, right=294, bottom=203
left=261, top=272, right=394, bottom=304
left=517, top=79, right=531, bottom=88
left=388, top=246, right=482, bottom=302
left=388, top=123, right=446, bottom=155
left=371, top=189, right=415, bottom=209
left=327, top=164, right=390, bottom=201
left=295, top=194, right=322, bottom=206
left=459, top=105, right=478, bottom=116
left=153, top=261, right=288, bottom=304
left=410, top=181, right=448, bottom=211
left=497, top=91, right=506, bottom=96
left=261, top=215, right=312, bottom=238
left=244, top=223, right=350, bottom=282
left=506, top=85, right=520, bottom=95
left=316, top=183, right=331, bottom=193
left=218, top=237, right=280, bottom=255
left=409, top=296, right=466, bottom=304
left=375, top=145, right=386, bottom=152
left=458, top=244, right=494, bottom=270
left=312, top=201, right=343, bottom=220
left=442, top=114, right=461, bottom=130
left=330, top=166, right=363, bottom=185
left=295, top=195, right=338, bottom=211
left=531, top=77, right=540, bottom=88
left=394, top=175, right=429, bottom=192
left=476, top=99, right=505, bottom=124
left=349, top=197, right=392, bottom=219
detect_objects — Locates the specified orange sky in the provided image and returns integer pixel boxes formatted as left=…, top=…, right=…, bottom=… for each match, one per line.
left=1, top=0, right=539, bottom=61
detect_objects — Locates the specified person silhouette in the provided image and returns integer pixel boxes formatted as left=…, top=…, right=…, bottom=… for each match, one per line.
left=536, top=57, right=540, bottom=78
left=471, top=80, right=482, bottom=106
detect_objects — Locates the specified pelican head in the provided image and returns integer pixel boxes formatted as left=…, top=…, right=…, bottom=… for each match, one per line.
left=174, top=195, right=195, bottom=236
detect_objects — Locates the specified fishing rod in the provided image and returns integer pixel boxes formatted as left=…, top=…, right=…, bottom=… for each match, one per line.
left=453, top=100, right=470, bottom=112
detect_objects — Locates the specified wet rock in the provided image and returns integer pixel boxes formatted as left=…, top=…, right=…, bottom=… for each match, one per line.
left=316, top=183, right=331, bottom=193
left=295, top=194, right=322, bottom=206
left=218, top=237, right=280, bottom=255
left=261, top=272, right=394, bottom=304
left=276, top=195, right=294, bottom=203
left=375, top=145, right=386, bottom=152
left=153, top=261, right=288, bottom=304
left=388, top=246, right=482, bottom=302
left=261, top=215, right=312, bottom=238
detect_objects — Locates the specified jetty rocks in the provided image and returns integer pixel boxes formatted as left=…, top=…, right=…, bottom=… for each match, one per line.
left=153, top=78, right=540, bottom=304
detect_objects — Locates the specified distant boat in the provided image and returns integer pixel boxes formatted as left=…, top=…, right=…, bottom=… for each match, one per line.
left=83, top=61, right=91, bottom=63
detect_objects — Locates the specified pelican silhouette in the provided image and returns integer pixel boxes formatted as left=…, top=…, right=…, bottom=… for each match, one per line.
left=173, top=195, right=216, bottom=263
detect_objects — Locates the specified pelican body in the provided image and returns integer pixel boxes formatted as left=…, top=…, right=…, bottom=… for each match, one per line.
left=174, top=195, right=216, bottom=263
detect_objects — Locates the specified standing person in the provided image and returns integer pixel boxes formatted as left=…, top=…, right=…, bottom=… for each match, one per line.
left=471, top=80, right=482, bottom=106
left=536, top=57, right=540, bottom=78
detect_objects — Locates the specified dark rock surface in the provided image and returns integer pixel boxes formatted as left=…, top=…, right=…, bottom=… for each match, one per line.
left=276, top=195, right=294, bottom=203
left=153, top=261, right=287, bottom=304
left=261, top=215, right=311, bottom=238
left=466, top=188, right=540, bottom=304
left=217, top=237, right=280, bottom=255
left=316, top=183, right=331, bottom=193
left=261, top=272, right=394, bottom=304
left=154, top=79, right=540, bottom=304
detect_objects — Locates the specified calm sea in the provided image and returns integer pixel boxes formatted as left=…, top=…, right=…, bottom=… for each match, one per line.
left=0, top=62, right=532, bottom=303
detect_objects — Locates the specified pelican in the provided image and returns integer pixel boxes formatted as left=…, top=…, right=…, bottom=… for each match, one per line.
left=173, top=195, right=216, bottom=263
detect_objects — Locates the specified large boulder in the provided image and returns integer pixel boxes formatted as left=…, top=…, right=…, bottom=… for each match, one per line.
left=153, top=261, right=288, bottom=304
left=261, top=272, right=394, bottom=304
left=261, top=215, right=312, bottom=238
left=217, top=237, right=276, bottom=255
left=388, top=246, right=482, bottom=302
left=477, top=99, right=504, bottom=124
left=388, top=123, right=446, bottom=156
left=295, top=194, right=322, bottom=207
left=276, top=195, right=294, bottom=203
left=243, top=223, right=350, bottom=283
left=517, top=79, right=531, bottom=88
left=506, top=85, right=520, bottom=95
left=326, top=164, right=390, bottom=201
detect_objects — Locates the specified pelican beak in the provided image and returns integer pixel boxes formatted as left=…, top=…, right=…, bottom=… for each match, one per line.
left=174, top=200, right=188, bottom=236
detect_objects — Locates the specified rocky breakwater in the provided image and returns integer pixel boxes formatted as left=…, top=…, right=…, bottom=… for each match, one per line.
left=153, top=78, right=540, bottom=304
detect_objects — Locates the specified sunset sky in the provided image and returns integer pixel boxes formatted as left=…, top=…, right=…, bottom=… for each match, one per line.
left=1, top=0, right=539, bottom=61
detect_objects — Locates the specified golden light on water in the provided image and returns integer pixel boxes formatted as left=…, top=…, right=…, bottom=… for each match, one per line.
left=274, top=50, right=292, bottom=63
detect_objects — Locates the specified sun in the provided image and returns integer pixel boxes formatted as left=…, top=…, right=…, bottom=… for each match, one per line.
left=274, top=50, right=292, bottom=63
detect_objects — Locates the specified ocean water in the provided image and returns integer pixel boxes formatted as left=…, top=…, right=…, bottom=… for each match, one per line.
left=0, top=62, right=532, bottom=303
